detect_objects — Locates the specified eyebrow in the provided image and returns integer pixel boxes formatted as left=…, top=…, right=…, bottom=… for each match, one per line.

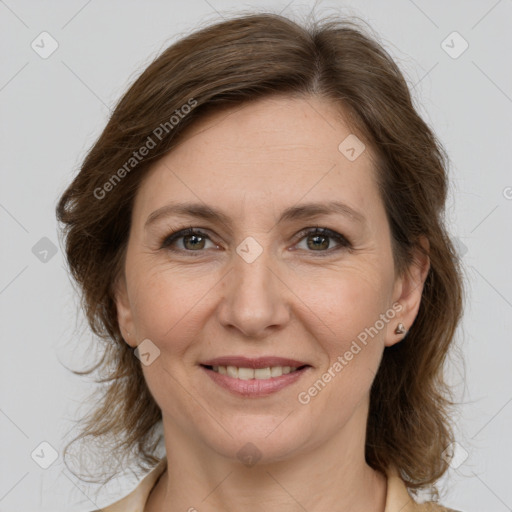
left=145, top=200, right=366, bottom=229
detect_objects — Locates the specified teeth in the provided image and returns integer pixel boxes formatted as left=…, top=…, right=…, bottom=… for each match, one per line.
left=238, top=367, right=254, bottom=380
left=227, top=365, right=238, bottom=378
left=254, top=367, right=271, bottom=379
left=211, top=365, right=300, bottom=379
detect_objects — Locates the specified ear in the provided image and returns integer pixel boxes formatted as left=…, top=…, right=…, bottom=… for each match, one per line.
left=386, top=236, right=430, bottom=348
left=113, top=273, right=137, bottom=348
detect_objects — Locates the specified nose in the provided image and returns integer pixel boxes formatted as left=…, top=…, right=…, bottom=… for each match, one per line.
left=217, top=245, right=291, bottom=339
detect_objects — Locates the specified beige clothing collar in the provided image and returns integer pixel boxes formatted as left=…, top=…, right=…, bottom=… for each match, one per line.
left=94, top=457, right=459, bottom=512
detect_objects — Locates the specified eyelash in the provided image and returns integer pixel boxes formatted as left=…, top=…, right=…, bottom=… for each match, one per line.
left=160, top=226, right=352, bottom=256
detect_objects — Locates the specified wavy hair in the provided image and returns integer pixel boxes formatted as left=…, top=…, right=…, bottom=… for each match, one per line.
left=56, top=11, right=464, bottom=501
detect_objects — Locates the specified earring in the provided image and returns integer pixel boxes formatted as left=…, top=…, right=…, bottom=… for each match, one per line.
left=394, top=323, right=406, bottom=335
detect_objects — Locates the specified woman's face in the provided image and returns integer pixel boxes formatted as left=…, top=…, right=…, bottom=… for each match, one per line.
left=116, top=95, right=427, bottom=464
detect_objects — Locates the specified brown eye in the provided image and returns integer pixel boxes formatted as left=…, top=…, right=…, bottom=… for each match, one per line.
left=161, top=228, right=216, bottom=252
left=306, top=233, right=330, bottom=251
left=182, top=232, right=206, bottom=250
left=295, top=227, right=351, bottom=253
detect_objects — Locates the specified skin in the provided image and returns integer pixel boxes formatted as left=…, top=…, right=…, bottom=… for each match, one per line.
left=115, top=95, right=430, bottom=512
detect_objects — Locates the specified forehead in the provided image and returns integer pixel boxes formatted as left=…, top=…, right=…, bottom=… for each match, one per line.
left=134, top=95, right=381, bottom=223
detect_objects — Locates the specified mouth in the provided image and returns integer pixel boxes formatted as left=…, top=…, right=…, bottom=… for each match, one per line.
left=199, top=357, right=312, bottom=397
left=200, top=364, right=309, bottom=379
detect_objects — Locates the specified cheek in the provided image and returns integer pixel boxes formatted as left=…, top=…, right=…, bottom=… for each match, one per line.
left=127, top=261, right=218, bottom=350
left=295, top=269, right=393, bottom=419
left=295, top=271, right=392, bottom=427
left=299, top=265, right=393, bottom=349
left=128, top=265, right=214, bottom=414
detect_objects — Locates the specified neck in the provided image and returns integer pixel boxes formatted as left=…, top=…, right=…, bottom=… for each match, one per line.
left=146, top=410, right=387, bottom=511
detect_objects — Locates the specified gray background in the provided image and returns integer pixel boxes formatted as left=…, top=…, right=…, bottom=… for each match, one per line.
left=1, top=0, right=511, bottom=511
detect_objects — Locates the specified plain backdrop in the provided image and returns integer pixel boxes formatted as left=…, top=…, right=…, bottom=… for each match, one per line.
left=1, top=1, right=511, bottom=511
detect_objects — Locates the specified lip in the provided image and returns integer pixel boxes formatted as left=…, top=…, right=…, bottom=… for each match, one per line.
left=200, top=356, right=310, bottom=369
left=200, top=365, right=311, bottom=397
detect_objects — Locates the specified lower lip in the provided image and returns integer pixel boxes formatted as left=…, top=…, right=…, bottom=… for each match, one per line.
left=200, top=365, right=310, bottom=397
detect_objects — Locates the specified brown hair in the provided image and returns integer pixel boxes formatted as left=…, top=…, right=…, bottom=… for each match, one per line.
left=56, top=11, right=464, bottom=500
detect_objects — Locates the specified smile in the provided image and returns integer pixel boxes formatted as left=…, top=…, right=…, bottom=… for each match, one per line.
left=210, top=365, right=302, bottom=379
left=200, top=364, right=311, bottom=397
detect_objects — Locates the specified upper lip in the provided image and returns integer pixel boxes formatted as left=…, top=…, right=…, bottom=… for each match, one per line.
left=200, top=356, right=311, bottom=369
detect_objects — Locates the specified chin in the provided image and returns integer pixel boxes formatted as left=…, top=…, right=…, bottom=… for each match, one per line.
left=203, top=420, right=310, bottom=466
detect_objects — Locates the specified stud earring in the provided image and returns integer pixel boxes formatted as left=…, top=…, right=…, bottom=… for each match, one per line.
left=394, top=323, right=406, bottom=335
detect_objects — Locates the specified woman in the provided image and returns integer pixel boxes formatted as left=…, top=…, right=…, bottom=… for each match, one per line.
left=56, top=12, right=464, bottom=512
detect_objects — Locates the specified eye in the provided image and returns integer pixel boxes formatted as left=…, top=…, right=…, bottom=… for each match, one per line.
left=160, top=226, right=351, bottom=256
left=161, top=227, right=218, bottom=252
left=293, top=227, right=351, bottom=254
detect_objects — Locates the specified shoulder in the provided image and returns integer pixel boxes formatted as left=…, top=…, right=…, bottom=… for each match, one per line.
left=88, top=457, right=167, bottom=512
left=392, top=493, right=464, bottom=512
left=385, top=464, right=463, bottom=512
left=413, top=504, right=463, bottom=512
